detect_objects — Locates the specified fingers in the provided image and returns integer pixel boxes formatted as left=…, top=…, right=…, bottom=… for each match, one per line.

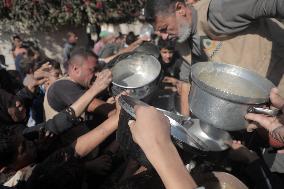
left=245, top=113, right=279, bottom=131
left=270, top=87, right=284, bottom=109
left=96, top=69, right=112, bottom=84
left=40, top=62, right=51, bottom=70
left=36, top=77, right=48, bottom=86
left=228, top=140, right=243, bottom=150
left=246, top=123, right=258, bottom=132
left=162, top=76, right=177, bottom=84
left=128, top=120, right=136, bottom=142
left=164, top=86, right=178, bottom=92
left=128, top=120, right=135, bottom=128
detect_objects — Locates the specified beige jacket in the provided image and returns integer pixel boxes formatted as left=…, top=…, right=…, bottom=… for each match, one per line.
left=178, top=0, right=284, bottom=96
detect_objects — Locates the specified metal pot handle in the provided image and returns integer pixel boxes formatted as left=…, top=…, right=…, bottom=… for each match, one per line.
left=247, top=106, right=281, bottom=117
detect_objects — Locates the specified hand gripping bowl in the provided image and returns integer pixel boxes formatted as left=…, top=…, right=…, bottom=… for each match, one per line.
left=189, top=62, right=275, bottom=131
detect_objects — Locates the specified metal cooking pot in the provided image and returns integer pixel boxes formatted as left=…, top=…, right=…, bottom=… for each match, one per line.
left=189, top=62, right=275, bottom=131
left=159, top=108, right=232, bottom=152
left=134, top=42, right=160, bottom=58
left=187, top=119, right=232, bottom=151
left=111, top=52, right=161, bottom=99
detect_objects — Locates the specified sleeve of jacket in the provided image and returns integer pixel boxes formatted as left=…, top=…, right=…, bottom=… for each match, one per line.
left=23, top=108, right=82, bottom=139
left=208, top=0, right=284, bottom=35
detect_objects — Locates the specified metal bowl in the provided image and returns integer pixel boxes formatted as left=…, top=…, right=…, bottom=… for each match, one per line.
left=191, top=61, right=275, bottom=104
left=112, top=53, right=161, bottom=89
left=190, top=61, right=275, bottom=131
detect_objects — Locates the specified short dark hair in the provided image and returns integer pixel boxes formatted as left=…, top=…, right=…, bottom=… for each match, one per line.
left=158, top=38, right=175, bottom=51
left=13, top=35, right=22, bottom=41
left=126, top=32, right=138, bottom=45
left=34, top=58, right=61, bottom=71
left=145, top=0, right=184, bottom=22
left=68, top=47, right=98, bottom=68
left=67, top=32, right=77, bottom=38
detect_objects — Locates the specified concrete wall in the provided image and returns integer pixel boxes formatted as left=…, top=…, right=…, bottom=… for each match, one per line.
left=0, top=21, right=143, bottom=70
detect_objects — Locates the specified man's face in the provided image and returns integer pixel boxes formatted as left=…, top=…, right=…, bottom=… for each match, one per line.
left=13, top=38, right=22, bottom=48
left=155, top=6, right=192, bottom=43
left=160, top=48, right=174, bottom=63
left=69, top=34, right=78, bottom=44
left=77, top=56, right=97, bottom=88
left=8, top=101, right=26, bottom=122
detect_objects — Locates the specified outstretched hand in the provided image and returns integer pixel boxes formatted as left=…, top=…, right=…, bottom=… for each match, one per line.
left=25, top=74, right=48, bottom=93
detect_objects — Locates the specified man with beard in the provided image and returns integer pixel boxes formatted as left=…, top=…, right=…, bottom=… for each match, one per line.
left=145, top=0, right=284, bottom=182
left=144, top=0, right=284, bottom=96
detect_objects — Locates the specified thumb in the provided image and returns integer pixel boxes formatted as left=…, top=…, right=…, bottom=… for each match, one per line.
left=128, top=120, right=136, bottom=129
left=128, top=120, right=137, bottom=142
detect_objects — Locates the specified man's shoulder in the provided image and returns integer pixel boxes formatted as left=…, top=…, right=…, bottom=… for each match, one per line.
left=48, top=79, right=82, bottom=96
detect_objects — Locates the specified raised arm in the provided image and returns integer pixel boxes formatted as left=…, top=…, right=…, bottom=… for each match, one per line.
left=208, top=0, right=284, bottom=35
left=74, top=95, right=122, bottom=157
left=128, top=106, right=197, bottom=189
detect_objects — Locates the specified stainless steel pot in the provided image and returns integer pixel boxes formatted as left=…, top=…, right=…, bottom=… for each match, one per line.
left=111, top=52, right=161, bottom=99
left=117, top=96, right=231, bottom=155
left=189, top=62, right=275, bottom=131
left=187, top=119, right=232, bottom=151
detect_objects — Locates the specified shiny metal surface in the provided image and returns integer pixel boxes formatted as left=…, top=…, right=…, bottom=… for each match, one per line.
left=194, top=171, right=248, bottom=189
left=112, top=53, right=161, bottom=89
left=247, top=106, right=281, bottom=117
left=190, top=62, right=275, bottom=131
left=187, top=119, right=232, bottom=151
left=191, top=62, right=274, bottom=104
left=118, top=95, right=149, bottom=119
left=111, top=52, right=161, bottom=99
left=134, top=42, right=160, bottom=58
left=118, top=96, right=231, bottom=152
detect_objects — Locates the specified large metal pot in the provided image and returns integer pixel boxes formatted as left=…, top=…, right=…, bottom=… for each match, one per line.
left=111, top=52, right=161, bottom=99
left=189, top=62, right=275, bottom=131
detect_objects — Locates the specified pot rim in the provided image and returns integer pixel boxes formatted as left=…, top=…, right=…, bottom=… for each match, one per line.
left=191, top=62, right=275, bottom=104
left=111, top=52, right=161, bottom=89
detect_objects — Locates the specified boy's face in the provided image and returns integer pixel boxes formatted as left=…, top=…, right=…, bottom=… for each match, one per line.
left=160, top=48, right=174, bottom=63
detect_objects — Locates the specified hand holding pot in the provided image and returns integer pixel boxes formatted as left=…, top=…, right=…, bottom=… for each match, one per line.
left=128, top=106, right=198, bottom=189
left=246, top=88, right=284, bottom=132
left=128, top=106, right=171, bottom=152
left=91, top=69, right=112, bottom=92
left=245, top=88, right=284, bottom=147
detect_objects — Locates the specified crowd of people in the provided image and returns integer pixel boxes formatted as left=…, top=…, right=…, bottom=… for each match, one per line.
left=0, top=0, right=283, bottom=188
